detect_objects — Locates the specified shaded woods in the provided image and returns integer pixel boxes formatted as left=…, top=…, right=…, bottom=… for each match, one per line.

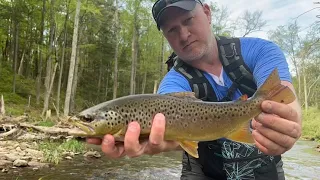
left=0, top=0, right=319, bottom=119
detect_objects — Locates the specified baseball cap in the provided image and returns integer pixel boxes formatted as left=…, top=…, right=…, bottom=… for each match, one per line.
left=152, top=0, right=203, bottom=30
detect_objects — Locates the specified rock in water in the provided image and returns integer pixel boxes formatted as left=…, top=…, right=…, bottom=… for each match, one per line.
left=13, top=159, right=28, bottom=167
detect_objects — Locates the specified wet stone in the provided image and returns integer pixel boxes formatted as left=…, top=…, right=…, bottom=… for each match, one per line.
left=13, top=159, right=28, bottom=167
left=83, top=151, right=101, bottom=158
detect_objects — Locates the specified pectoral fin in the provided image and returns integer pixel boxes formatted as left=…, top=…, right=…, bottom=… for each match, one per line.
left=236, top=94, right=248, bottom=101
left=226, top=122, right=255, bottom=144
left=179, top=141, right=199, bottom=158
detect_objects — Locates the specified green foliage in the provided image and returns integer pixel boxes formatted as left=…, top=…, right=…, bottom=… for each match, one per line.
left=36, top=120, right=55, bottom=127
left=302, top=107, right=320, bottom=141
left=38, top=139, right=85, bottom=164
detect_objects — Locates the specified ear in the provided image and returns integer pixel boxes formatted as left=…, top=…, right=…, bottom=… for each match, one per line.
left=202, top=4, right=212, bottom=24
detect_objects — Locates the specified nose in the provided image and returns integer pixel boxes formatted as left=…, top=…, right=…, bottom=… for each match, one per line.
left=179, top=26, right=190, bottom=42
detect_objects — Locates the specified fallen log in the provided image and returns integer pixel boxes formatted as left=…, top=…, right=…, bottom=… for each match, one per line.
left=19, top=123, right=72, bottom=135
left=0, top=128, right=20, bottom=138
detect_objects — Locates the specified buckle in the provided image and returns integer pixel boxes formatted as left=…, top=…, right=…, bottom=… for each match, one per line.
left=222, top=42, right=238, bottom=58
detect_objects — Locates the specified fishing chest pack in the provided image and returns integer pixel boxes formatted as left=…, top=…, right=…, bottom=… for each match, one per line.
left=165, top=36, right=282, bottom=180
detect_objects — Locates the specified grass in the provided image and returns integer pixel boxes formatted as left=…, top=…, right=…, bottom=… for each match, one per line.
left=301, top=107, right=320, bottom=142
left=35, top=120, right=56, bottom=127
left=38, top=139, right=86, bottom=164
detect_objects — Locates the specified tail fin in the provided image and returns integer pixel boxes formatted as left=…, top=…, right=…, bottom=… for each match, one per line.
left=256, top=68, right=296, bottom=104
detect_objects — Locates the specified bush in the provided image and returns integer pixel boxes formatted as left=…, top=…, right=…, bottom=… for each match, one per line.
left=302, top=107, right=320, bottom=141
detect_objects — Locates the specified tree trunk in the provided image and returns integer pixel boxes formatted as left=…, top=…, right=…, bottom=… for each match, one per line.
left=303, top=66, right=308, bottom=111
left=130, top=1, right=140, bottom=95
left=25, top=12, right=34, bottom=78
left=43, top=0, right=56, bottom=116
left=141, top=71, right=147, bottom=94
left=112, top=0, right=119, bottom=99
left=12, top=21, right=19, bottom=93
left=0, top=95, right=5, bottom=115
left=105, top=73, right=109, bottom=99
left=70, top=47, right=80, bottom=114
left=57, top=0, right=70, bottom=117
left=153, top=80, right=158, bottom=94
left=42, top=63, right=58, bottom=116
left=36, top=0, right=46, bottom=105
left=160, top=36, right=165, bottom=78
left=130, top=28, right=138, bottom=95
left=97, top=58, right=102, bottom=97
left=18, top=49, right=25, bottom=75
left=64, top=0, right=81, bottom=116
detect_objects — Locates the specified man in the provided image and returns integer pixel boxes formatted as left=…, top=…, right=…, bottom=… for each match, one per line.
left=87, top=0, right=302, bottom=179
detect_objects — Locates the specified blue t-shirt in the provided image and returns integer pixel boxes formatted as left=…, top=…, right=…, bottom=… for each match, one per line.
left=157, top=37, right=292, bottom=100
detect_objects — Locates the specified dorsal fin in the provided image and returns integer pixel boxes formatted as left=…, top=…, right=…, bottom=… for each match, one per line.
left=165, top=92, right=199, bottom=100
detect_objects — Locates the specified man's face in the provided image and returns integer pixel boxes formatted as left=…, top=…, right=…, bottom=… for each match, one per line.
left=159, top=4, right=212, bottom=62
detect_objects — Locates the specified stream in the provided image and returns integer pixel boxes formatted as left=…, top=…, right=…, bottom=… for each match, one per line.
left=1, top=140, right=319, bottom=180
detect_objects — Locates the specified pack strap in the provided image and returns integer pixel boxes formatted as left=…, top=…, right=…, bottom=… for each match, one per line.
left=216, top=36, right=257, bottom=97
left=174, top=59, right=217, bottom=101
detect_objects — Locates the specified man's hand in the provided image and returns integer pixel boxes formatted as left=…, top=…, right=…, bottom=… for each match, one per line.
left=86, top=113, right=180, bottom=158
left=252, top=99, right=302, bottom=156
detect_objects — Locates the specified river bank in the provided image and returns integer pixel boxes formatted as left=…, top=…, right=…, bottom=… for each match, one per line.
left=0, top=115, right=102, bottom=173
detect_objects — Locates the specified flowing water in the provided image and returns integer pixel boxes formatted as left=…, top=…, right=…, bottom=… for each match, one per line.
left=1, top=140, right=319, bottom=180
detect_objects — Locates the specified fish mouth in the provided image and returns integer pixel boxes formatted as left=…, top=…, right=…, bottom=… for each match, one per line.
left=68, top=116, right=95, bottom=136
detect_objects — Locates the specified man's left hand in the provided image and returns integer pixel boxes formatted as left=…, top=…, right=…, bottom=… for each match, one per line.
left=252, top=100, right=302, bottom=155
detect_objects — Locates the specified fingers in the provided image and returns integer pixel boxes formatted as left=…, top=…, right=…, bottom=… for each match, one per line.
left=101, top=134, right=125, bottom=158
left=144, top=113, right=168, bottom=154
left=255, top=112, right=301, bottom=139
left=86, top=138, right=102, bottom=145
left=149, top=114, right=166, bottom=146
left=253, top=121, right=296, bottom=149
left=261, top=101, right=298, bottom=123
left=124, top=121, right=146, bottom=157
left=252, top=130, right=287, bottom=155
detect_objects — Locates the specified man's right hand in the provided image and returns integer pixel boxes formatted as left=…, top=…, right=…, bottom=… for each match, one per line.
left=86, top=113, right=181, bottom=158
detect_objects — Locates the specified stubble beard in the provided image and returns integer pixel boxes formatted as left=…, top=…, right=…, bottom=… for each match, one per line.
left=182, top=39, right=213, bottom=64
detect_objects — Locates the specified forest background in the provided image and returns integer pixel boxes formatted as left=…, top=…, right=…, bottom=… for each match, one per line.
left=0, top=0, right=319, bottom=140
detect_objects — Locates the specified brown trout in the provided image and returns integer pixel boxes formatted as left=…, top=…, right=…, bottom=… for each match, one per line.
left=69, top=68, right=296, bottom=158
